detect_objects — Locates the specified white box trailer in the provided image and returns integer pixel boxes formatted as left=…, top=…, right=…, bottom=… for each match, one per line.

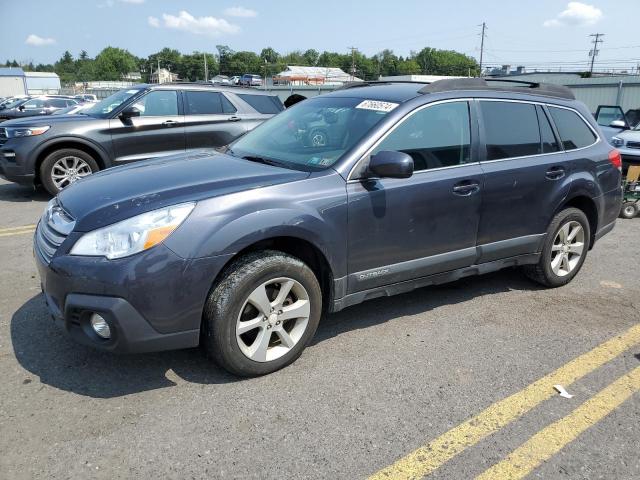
left=0, top=67, right=27, bottom=97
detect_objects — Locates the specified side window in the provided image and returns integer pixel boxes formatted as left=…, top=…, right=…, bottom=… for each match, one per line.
left=537, top=106, right=560, bottom=153
left=480, top=101, right=541, bottom=160
left=23, top=99, right=46, bottom=109
left=185, top=91, right=236, bottom=115
left=236, top=94, right=284, bottom=114
left=372, top=101, right=471, bottom=171
left=548, top=107, right=597, bottom=150
left=49, top=99, right=68, bottom=108
left=132, top=90, right=178, bottom=117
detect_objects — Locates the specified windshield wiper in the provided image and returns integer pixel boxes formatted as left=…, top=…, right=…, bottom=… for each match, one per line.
left=241, top=155, right=286, bottom=168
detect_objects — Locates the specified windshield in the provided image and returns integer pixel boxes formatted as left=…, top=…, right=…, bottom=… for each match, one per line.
left=229, top=96, right=392, bottom=171
left=1, top=97, right=29, bottom=109
left=83, top=88, right=145, bottom=118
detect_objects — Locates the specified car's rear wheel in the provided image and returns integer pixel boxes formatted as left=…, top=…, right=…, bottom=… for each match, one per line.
left=523, top=207, right=590, bottom=288
left=40, top=148, right=99, bottom=195
left=202, top=251, right=322, bottom=376
left=620, top=201, right=638, bottom=219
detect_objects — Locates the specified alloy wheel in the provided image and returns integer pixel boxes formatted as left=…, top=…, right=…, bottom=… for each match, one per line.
left=550, top=221, right=585, bottom=277
left=236, top=277, right=311, bottom=362
left=51, top=156, right=93, bottom=190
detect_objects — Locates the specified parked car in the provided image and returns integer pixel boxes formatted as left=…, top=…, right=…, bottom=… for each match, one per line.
left=74, top=94, right=98, bottom=103
left=33, top=78, right=622, bottom=376
left=0, top=96, right=78, bottom=121
left=51, top=102, right=94, bottom=115
left=0, top=83, right=284, bottom=194
left=211, top=75, right=231, bottom=85
left=595, top=105, right=640, bottom=171
left=230, top=76, right=241, bottom=85
left=0, top=95, right=31, bottom=109
left=240, top=74, right=263, bottom=87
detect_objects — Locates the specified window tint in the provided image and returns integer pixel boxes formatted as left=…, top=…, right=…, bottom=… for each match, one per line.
left=23, top=99, right=46, bottom=109
left=185, top=91, right=237, bottom=115
left=132, top=90, right=178, bottom=116
left=236, top=94, right=284, bottom=114
left=48, top=99, right=68, bottom=108
left=548, top=107, right=597, bottom=150
left=372, top=101, right=471, bottom=171
left=537, top=106, right=560, bottom=153
left=480, top=101, right=541, bottom=160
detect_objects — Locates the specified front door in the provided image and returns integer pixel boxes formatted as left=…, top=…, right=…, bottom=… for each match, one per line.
left=346, top=100, right=483, bottom=293
left=110, top=89, right=185, bottom=163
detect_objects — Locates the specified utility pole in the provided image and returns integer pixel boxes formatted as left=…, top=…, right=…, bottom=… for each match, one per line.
left=589, top=33, right=604, bottom=75
left=478, top=22, right=486, bottom=77
left=203, top=53, right=208, bottom=82
left=348, top=46, right=357, bottom=81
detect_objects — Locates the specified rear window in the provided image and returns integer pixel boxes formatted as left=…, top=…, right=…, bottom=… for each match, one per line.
left=236, top=94, right=284, bottom=114
left=548, top=107, right=597, bottom=150
left=185, top=91, right=236, bottom=115
left=480, top=101, right=542, bottom=160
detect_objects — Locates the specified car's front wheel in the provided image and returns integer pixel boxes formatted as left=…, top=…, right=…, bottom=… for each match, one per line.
left=40, top=148, right=99, bottom=195
left=523, top=207, right=590, bottom=288
left=203, top=251, right=322, bottom=376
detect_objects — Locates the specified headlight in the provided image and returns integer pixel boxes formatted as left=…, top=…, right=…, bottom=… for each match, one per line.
left=5, top=126, right=50, bottom=138
left=611, top=136, right=624, bottom=147
left=70, top=203, right=195, bottom=259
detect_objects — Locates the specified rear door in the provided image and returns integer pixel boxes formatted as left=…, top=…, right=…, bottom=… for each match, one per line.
left=110, top=89, right=185, bottom=163
left=476, top=99, right=571, bottom=263
left=183, top=90, right=247, bottom=149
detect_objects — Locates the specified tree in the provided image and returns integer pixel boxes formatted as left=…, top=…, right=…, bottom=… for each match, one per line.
left=55, top=50, right=76, bottom=84
left=93, top=47, right=137, bottom=81
left=303, top=49, right=320, bottom=66
left=260, top=47, right=279, bottom=65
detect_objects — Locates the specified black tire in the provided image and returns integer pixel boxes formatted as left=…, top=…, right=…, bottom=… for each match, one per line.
left=619, top=201, right=638, bottom=219
left=39, top=148, right=99, bottom=195
left=202, top=250, right=322, bottom=377
left=523, top=207, right=590, bottom=288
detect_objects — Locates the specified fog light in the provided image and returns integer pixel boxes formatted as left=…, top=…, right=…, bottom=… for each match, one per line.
left=90, top=313, right=111, bottom=339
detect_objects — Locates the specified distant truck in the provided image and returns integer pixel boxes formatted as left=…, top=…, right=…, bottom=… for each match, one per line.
left=240, top=74, right=263, bottom=87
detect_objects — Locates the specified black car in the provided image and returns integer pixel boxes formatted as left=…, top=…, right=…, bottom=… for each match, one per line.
left=34, top=78, right=622, bottom=376
left=0, top=84, right=284, bottom=194
left=0, top=96, right=78, bottom=122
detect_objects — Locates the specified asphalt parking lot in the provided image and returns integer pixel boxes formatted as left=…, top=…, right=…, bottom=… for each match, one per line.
left=0, top=176, right=639, bottom=480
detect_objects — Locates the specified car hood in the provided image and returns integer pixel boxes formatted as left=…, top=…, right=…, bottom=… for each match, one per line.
left=0, top=113, right=95, bottom=127
left=615, top=129, right=640, bottom=141
left=58, top=150, right=310, bottom=231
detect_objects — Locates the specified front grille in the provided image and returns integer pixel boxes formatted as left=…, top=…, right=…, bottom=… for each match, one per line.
left=0, top=128, right=7, bottom=147
left=35, top=200, right=75, bottom=264
left=627, top=141, right=640, bottom=150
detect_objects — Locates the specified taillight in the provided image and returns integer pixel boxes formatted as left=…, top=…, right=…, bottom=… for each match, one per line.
left=608, top=149, right=622, bottom=171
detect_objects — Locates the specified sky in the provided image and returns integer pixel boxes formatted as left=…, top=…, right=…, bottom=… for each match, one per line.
left=1, top=0, right=639, bottom=73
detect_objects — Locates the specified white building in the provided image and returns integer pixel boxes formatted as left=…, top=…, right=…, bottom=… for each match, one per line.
left=150, top=68, right=179, bottom=84
left=24, top=71, right=61, bottom=95
left=274, top=66, right=362, bottom=86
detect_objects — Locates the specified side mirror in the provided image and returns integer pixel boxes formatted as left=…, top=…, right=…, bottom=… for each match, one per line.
left=609, top=119, right=628, bottom=129
left=368, top=151, right=414, bottom=179
left=120, top=106, right=141, bottom=121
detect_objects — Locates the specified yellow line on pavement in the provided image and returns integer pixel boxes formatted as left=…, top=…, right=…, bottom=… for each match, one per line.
left=368, top=323, right=640, bottom=480
left=0, top=227, right=36, bottom=238
left=476, top=366, right=640, bottom=480
left=0, top=224, right=36, bottom=234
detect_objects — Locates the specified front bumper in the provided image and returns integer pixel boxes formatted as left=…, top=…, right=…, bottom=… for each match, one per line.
left=0, top=137, right=40, bottom=186
left=35, top=236, right=232, bottom=354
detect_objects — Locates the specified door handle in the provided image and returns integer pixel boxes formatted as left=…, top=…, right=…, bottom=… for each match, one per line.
left=545, top=167, right=565, bottom=180
left=228, top=116, right=241, bottom=122
left=452, top=181, right=480, bottom=196
left=162, top=120, right=179, bottom=127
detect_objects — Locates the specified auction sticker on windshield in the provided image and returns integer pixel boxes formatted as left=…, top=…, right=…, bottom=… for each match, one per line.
left=355, top=100, right=399, bottom=112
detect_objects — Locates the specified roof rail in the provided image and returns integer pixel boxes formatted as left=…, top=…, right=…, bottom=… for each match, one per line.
left=336, top=80, right=431, bottom=90
left=418, top=78, right=575, bottom=100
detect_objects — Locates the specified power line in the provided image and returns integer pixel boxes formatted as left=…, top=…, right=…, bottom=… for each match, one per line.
left=589, top=33, right=605, bottom=74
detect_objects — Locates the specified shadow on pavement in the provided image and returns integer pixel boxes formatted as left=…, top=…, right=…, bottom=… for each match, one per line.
left=0, top=183, right=50, bottom=203
left=12, top=268, right=539, bottom=399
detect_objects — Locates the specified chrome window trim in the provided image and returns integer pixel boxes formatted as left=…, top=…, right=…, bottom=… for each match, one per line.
left=346, top=98, right=474, bottom=182
left=346, top=97, right=601, bottom=182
